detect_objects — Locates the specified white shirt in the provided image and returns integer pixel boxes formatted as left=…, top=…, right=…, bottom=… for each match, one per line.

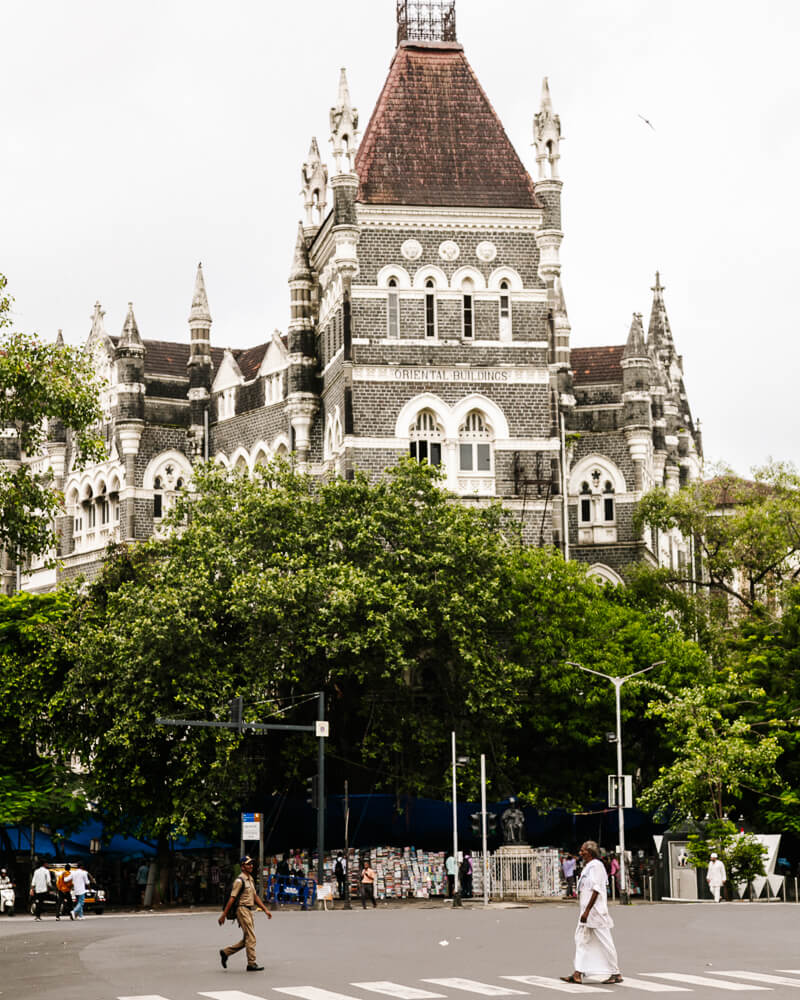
left=71, top=868, right=91, bottom=894
left=577, top=858, right=613, bottom=929
left=707, top=859, right=727, bottom=886
left=31, top=866, right=51, bottom=893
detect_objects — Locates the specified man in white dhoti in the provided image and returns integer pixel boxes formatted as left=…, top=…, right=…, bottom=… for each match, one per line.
left=707, top=852, right=727, bottom=902
left=561, top=841, right=622, bottom=985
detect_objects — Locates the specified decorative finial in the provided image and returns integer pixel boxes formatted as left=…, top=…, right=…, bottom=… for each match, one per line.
left=329, top=68, right=359, bottom=174
left=301, top=137, right=329, bottom=227
left=534, top=76, right=562, bottom=180
left=119, top=301, right=142, bottom=347
left=188, top=262, right=212, bottom=326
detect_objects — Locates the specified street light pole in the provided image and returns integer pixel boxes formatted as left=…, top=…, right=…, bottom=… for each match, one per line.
left=451, top=731, right=462, bottom=907
left=567, top=660, right=663, bottom=904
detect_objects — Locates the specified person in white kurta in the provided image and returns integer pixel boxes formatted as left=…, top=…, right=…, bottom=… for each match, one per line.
left=707, top=853, right=727, bottom=902
left=561, top=841, right=622, bottom=985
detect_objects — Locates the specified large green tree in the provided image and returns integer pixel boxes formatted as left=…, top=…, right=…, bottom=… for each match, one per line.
left=634, top=463, right=800, bottom=612
left=0, top=273, right=104, bottom=559
left=43, top=459, right=707, bottom=846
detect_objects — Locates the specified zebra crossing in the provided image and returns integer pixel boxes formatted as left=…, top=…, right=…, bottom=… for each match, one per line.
left=117, top=970, right=800, bottom=999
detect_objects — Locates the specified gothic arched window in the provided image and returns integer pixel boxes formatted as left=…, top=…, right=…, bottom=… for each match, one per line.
left=499, top=280, right=511, bottom=339
left=458, top=410, right=492, bottom=472
left=409, top=409, right=443, bottom=466
left=462, top=277, right=474, bottom=339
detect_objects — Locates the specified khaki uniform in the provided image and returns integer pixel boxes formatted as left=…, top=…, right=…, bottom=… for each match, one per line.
left=222, top=872, right=259, bottom=966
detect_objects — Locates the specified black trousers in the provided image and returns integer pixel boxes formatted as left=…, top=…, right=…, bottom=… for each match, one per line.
left=361, top=883, right=376, bottom=908
left=447, top=874, right=454, bottom=897
left=34, top=892, right=49, bottom=917
left=57, top=890, right=72, bottom=916
left=337, top=876, right=346, bottom=899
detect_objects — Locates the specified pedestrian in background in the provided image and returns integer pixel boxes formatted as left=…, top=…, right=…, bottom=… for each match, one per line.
left=562, top=853, right=577, bottom=898
left=56, top=864, right=73, bottom=919
left=136, top=861, right=149, bottom=905
left=445, top=853, right=456, bottom=898
left=30, top=861, right=52, bottom=920
left=360, top=858, right=377, bottom=908
left=561, top=841, right=623, bottom=985
left=707, top=852, right=727, bottom=903
left=70, top=862, right=91, bottom=920
left=335, top=853, right=347, bottom=900
left=460, top=852, right=473, bottom=899
left=218, top=855, right=272, bottom=972
left=609, top=854, right=620, bottom=896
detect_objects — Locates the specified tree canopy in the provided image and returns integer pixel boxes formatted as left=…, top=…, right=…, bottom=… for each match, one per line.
left=0, top=272, right=105, bottom=559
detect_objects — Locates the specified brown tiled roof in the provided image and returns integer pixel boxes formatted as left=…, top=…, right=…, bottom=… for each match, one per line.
left=110, top=337, right=265, bottom=380
left=571, top=346, right=624, bottom=385
left=355, top=42, right=540, bottom=209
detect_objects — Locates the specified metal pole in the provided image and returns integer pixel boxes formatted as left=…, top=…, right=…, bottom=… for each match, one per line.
left=317, top=691, right=325, bottom=887
left=560, top=412, right=569, bottom=560
left=614, top=677, right=627, bottom=903
left=480, top=753, right=488, bottom=907
left=452, top=731, right=462, bottom=906
left=343, top=779, right=352, bottom=910
left=258, top=815, right=265, bottom=899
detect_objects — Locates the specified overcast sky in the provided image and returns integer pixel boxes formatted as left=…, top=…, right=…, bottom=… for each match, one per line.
left=3, top=0, right=798, bottom=475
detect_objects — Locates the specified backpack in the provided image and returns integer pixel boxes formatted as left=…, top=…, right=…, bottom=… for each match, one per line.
left=222, top=875, right=243, bottom=921
left=334, top=859, right=344, bottom=878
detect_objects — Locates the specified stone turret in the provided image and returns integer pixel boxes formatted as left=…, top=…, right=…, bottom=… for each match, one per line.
left=647, top=271, right=675, bottom=368
left=621, top=312, right=652, bottom=490
left=114, top=303, right=145, bottom=537
left=187, top=263, right=212, bottom=460
left=534, top=78, right=563, bottom=285
left=286, top=223, right=318, bottom=467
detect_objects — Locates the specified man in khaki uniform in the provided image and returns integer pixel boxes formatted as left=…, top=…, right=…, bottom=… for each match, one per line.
left=218, top=856, right=272, bottom=972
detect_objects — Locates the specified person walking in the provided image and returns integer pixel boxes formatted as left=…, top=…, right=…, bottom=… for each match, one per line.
left=560, top=841, right=623, bottom=985
left=136, top=862, right=150, bottom=905
left=334, top=853, right=347, bottom=900
left=56, top=865, right=74, bottom=920
left=218, top=856, right=272, bottom=972
left=562, top=853, right=577, bottom=898
left=30, top=861, right=52, bottom=920
left=360, top=858, right=377, bottom=908
left=445, top=853, right=456, bottom=898
left=70, top=862, right=92, bottom=920
left=707, top=852, right=727, bottom=903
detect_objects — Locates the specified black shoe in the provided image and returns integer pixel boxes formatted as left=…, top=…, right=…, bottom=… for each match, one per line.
left=247, top=964, right=264, bottom=971
left=219, top=949, right=228, bottom=969
left=56, top=915, right=60, bottom=920
left=69, top=911, right=74, bottom=921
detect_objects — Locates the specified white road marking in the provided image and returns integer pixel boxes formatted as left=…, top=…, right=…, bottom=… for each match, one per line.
left=200, top=991, right=272, bottom=1000
left=713, top=973, right=800, bottom=988
left=119, top=996, right=175, bottom=1000
left=274, top=989, right=365, bottom=1000
left=422, top=980, right=527, bottom=996
left=353, top=984, right=446, bottom=999
left=614, top=979, right=691, bottom=992
left=501, top=974, right=609, bottom=993
left=641, top=974, right=770, bottom=991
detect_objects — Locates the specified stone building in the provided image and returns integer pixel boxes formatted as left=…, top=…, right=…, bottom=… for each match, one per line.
left=5, top=1, right=702, bottom=595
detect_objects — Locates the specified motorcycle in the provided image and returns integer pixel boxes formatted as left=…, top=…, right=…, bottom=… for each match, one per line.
left=0, top=883, right=15, bottom=916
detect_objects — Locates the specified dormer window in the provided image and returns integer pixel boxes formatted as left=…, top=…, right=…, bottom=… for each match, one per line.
left=387, top=277, right=400, bottom=339
left=462, top=278, right=474, bottom=340
left=265, top=374, right=283, bottom=405
left=218, top=387, right=236, bottom=421
left=425, top=279, right=437, bottom=339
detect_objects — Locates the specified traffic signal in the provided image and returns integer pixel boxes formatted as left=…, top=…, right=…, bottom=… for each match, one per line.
left=470, top=812, right=481, bottom=836
left=487, top=811, right=498, bottom=836
left=306, top=775, right=319, bottom=810
left=229, top=697, right=243, bottom=728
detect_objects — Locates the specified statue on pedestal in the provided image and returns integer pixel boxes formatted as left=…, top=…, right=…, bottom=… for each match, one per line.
left=501, top=798, right=527, bottom=845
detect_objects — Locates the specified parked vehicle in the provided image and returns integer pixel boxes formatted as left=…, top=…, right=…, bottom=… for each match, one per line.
left=27, top=864, right=107, bottom=916
left=0, top=881, right=14, bottom=915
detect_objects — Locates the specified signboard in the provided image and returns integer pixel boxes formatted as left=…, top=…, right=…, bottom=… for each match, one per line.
left=315, top=721, right=330, bottom=737
left=241, top=812, right=262, bottom=840
left=317, top=884, right=333, bottom=899
left=607, top=775, right=633, bottom=808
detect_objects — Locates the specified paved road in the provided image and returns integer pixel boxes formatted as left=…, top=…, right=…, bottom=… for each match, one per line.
left=2, top=902, right=799, bottom=1000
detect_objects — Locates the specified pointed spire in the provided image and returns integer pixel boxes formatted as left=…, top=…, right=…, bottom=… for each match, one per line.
left=301, top=137, right=329, bottom=228
left=647, top=270, right=674, bottom=354
left=623, top=312, right=647, bottom=359
left=89, top=301, right=107, bottom=341
left=55, top=329, right=64, bottom=347
left=534, top=76, right=561, bottom=180
left=188, top=262, right=212, bottom=325
left=329, top=67, right=359, bottom=173
left=119, top=302, right=142, bottom=348
left=289, top=222, right=311, bottom=282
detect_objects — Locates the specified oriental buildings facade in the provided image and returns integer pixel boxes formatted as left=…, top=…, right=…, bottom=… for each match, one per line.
left=3, top=1, right=702, bottom=595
